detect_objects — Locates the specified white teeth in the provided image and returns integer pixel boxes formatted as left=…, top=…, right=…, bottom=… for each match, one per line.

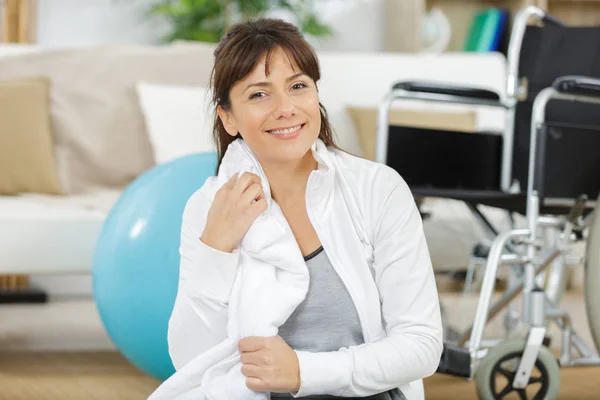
left=269, top=124, right=302, bottom=135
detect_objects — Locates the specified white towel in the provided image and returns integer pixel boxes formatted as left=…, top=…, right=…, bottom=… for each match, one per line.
left=148, top=139, right=314, bottom=400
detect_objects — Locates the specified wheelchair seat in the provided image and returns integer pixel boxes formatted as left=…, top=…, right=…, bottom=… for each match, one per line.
left=411, top=187, right=526, bottom=212
left=410, top=187, right=591, bottom=216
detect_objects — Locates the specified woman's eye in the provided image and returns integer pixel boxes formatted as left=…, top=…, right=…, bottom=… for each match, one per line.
left=249, top=92, right=265, bottom=100
left=292, top=82, right=308, bottom=90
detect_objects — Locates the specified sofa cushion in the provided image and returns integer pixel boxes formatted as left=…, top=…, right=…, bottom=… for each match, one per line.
left=0, top=77, right=64, bottom=195
left=136, top=82, right=216, bottom=165
left=0, top=190, right=121, bottom=274
left=0, top=43, right=39, bottom=58
left=0, top=42, right=217, bottom=193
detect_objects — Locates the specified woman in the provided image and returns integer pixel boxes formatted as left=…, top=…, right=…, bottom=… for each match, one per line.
left=166, top=18, right=443, bottom=400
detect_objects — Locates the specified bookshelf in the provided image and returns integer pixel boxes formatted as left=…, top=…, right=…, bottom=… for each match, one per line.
left=385, top=0, right=600, bottom=52
left=429, top=0, right=600, bottom=51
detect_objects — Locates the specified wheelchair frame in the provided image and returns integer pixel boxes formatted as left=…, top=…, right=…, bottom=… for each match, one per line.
left=375, top=5, right=600, bottom=398
left=376, top=6, right=553, bottom=194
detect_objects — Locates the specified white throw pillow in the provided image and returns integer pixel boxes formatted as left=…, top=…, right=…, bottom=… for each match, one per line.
left=136, top=81, right=216, bottom=165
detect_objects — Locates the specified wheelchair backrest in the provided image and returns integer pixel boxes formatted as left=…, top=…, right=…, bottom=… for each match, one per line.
left=512, top=24, right=600, bottom=202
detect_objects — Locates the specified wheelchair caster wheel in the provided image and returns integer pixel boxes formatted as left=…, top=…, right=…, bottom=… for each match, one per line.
left=474, top=339, right=560, bottom=400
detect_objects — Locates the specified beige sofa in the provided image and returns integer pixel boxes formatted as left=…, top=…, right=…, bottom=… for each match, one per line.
left=0, top=42, right=509, bottom=295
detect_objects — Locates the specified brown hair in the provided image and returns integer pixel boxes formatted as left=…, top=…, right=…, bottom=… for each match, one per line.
left=209, top=18, right=340, bottom=171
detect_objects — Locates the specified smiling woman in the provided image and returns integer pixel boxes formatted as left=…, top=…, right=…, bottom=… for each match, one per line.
left=216, top=46, right=320, bottom=167
left=209, top=19, right=341, bottom=173
left=156, top=17, right=443, bottom=400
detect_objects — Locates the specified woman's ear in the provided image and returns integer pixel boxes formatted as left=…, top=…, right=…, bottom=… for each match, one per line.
left=217, top=105, right=239, bottom=137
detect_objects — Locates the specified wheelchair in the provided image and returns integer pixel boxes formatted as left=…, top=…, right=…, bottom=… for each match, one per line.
left=376, top=6, right=600, bottom=399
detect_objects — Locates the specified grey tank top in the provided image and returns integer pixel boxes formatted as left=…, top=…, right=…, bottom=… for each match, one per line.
left=271, top=247, right=404, bottom=400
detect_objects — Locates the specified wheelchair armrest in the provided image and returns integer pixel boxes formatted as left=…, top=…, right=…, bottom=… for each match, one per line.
left=553, top=76, right=600, bottom=98
left=392, top=80, right=501, bottom=101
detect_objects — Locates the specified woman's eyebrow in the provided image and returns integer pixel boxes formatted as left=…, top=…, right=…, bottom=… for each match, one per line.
left=243, top=73, right=306, bottom=94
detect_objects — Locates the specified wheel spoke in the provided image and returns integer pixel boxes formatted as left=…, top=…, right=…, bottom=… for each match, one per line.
left=498, top=383, right=514, bottom=398
left=498, top=367, right=514, bottom=379
left=529, top=376, right=544, bottom=384
left=517, top=389, right=528, bottom=400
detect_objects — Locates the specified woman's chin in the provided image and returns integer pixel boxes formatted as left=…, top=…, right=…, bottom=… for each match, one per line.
left=267, top=142, right=316, bottom=165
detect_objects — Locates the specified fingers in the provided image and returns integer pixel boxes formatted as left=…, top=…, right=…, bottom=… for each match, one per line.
left=241, top=365, right=268, bottom=392
left=250, top=198, right=268, bottom=216
left=240, top=351, right=268, bottom=366
left=239, top=183, right=264, bottom=206
left=240, top=363, right=261, bottom=378
left=224, top=174, right=238, bottom=188
left=238, top=336, right=265, bottom=353
left=215, top=174, right=238, bottom=200
left=245, top=377, right=267, bottom=392
left=233, top=172, right=261, bottom=197
left=220, top=172, right=267, bottom=218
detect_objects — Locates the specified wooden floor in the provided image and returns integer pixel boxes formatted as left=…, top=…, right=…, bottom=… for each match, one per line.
left=1, top=351, right=599, bottom=400
left=0, top=352, right=157, bottom=400
left=426, top=368, right=600, bottom=400
left=1, top=291, right=598, bottom=399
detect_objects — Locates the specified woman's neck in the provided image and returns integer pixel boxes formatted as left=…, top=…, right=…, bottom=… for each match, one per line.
left=260, top=151, right=317, bottom=205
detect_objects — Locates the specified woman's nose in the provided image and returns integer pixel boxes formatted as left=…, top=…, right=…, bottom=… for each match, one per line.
left=273, top=93, right=296, bottom=119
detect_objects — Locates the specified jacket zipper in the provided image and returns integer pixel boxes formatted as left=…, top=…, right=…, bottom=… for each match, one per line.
left=305, top=172, right=371, bottom=343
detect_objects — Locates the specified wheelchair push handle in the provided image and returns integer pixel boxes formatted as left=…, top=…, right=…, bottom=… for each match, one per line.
left=542, top=12, right=565, bottom=27
left=553, top=76, right=600, bottom=99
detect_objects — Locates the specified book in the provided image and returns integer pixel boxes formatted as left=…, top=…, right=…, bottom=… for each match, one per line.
left=464, top=8, right=508, bottom=52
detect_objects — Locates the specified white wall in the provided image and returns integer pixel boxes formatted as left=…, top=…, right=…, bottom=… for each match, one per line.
left=35, top=0, right=386, bottom=51
left=272, top=0, right=387, bottom=52
left=36, top=0, right=170, bottom=47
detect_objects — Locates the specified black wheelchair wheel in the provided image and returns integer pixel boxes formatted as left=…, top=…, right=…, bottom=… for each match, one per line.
left=584, top=195, right=600, bottom=353
left=475, top=339, right=560, bottom=400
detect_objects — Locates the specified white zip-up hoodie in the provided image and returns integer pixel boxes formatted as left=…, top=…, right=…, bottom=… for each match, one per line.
left=150, top=138, right=443, bottom=400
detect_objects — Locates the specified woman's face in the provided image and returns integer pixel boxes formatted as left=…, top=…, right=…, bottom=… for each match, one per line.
left=218, top=46, right=321, bottom=167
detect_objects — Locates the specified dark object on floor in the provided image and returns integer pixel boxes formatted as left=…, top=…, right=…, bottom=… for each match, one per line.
left=437, top=342, right=472, bottom=378
left=0, top=287, right=48, bottom=304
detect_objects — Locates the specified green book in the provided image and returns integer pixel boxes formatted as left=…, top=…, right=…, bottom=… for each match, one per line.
left=464, top=8, right=502, bottom=52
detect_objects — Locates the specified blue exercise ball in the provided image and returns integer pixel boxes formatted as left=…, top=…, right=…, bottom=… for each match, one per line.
left=92, top=152, right=218, bottom=381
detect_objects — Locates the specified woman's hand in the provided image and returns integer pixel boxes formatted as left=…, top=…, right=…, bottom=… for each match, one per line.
left=238, top=336, right=301, bottom=393
left=200, top=172, right=267, bottom=253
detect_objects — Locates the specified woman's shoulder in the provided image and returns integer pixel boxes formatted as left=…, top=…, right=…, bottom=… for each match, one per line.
left=329, top=148, right=417, bottom=243
left=330, top=148, right=415, bottom=224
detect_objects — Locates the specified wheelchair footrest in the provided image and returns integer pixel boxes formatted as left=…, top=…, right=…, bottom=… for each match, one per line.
left=436, top=342, right=471, bottom=378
